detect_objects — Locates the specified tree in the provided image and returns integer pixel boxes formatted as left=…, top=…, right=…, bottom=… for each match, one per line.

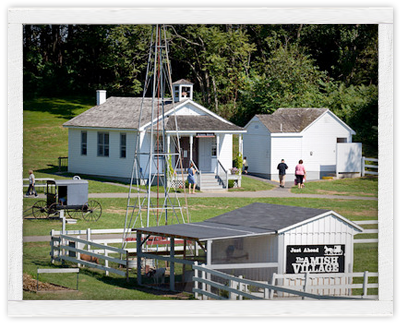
left=23, top=24, right=378, bottom=155
left=234, top=43, right=330, bottom=125
left=169, top=25, right=254, bottom=118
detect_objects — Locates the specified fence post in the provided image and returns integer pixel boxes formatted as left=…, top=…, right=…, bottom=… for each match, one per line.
left=104, top=243, right=109, bottom=276
left=361, top=157, right=365, bottom=177
left=303, top=273, right=310, bottom=300
left=77, top=236, right=81, bottom=267
left=201, top=263, right=207, bottom=300
left=50, top=230, right=55, bottom=264
left=362, top=271, right=369, bottom=297
left=194, top=262, right=199, bottom=299
left=87, top=228, right=91, bottom=252
left=228, top=279, right=234, bottom=300
left=238, top=275, right=243, bottom=300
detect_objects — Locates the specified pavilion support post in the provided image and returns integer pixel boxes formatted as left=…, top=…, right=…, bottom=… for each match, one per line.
left=170, top=237, right=175, bottom=291
left=136, top=231, right=142, bottom=285
left=189, top=135, right=193, bottom=163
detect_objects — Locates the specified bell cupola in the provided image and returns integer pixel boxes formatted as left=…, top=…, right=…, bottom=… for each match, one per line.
left=172, top=79, right=193, bottom=103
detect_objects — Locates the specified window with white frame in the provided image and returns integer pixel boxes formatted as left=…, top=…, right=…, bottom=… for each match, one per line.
left=211, top=136, right=217, bottom=157
left=97, top=132, right=109, bottom=157
left=81, top=131, right=87, bottom=155
left=120, top=133, right=126, bottom=158
left=154, top=135, right=164, bottom=153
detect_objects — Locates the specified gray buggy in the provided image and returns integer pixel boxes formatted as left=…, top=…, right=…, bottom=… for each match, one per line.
left=31, top=179, right=102, bottom=221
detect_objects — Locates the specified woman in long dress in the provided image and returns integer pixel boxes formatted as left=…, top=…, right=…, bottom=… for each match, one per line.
left=187, top=163, right=196, bottom=194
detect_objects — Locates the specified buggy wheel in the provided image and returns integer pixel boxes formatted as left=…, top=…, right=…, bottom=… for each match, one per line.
left=82, top=200, right=102, bottom=221
left=67, top=209, right=80, bottom=218
left=47, top=203, right=59, bottom=218
left=31, top=200, right=47, bottom=219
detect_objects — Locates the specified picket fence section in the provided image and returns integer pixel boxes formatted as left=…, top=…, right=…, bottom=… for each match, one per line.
left=193, top=262, right=378, bottom=300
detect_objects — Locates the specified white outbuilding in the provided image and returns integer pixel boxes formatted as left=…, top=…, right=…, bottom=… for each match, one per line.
left=243, top=108, right=362, bottom=181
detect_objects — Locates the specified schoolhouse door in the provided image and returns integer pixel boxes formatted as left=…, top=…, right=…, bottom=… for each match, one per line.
left=199, top=137, right=212, bottom=171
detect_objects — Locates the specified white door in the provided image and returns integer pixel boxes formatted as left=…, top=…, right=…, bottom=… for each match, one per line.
left=199, top=138, right=212, bottom=171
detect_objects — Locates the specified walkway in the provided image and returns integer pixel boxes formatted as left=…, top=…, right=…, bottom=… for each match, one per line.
left=29, top=174, right=377, bottom=201
left=84, top=190, right=376, bottom=200
left=23, top=174, right=377, bottom=243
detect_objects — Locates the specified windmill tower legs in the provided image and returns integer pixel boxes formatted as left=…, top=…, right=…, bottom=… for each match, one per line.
left=122, top=25, right=190, bottom=252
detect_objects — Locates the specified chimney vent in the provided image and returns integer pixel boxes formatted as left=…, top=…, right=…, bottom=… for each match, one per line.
left=96, top=90, right=107, bottom=106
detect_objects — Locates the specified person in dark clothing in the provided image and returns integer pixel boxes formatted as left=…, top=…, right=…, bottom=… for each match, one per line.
left=277, top=159, right=288, bottom=188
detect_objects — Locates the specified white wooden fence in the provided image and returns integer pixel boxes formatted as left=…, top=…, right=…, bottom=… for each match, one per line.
left=23, top=177, right=54, bottom=192
left=271, top=272, right=378, bottom=299
left=50, top=232, right=130, bottom=281
left=361, top=157, right=378, bottom=176
left=354, top=220, right=378, bottom=244
left=193, top=262, right=378, bottom=300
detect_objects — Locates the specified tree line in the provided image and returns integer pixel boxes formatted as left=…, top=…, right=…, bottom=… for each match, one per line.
left=23, top=24, right=378, bottom=155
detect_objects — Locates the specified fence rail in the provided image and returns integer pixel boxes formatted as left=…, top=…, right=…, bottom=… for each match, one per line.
left=50, top=233, right=130, bottom=281
left=192, top=262, right=377, bottom=300
left=361, top=157, right=378, bottom=176
left=354, top=220, right=378, bottom=244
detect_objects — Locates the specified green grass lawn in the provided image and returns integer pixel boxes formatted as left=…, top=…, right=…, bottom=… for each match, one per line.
left=290, top=176, right=378, bottom=197
left=21, top=97, right=379, bottom=300
left=23, top=196, right=378, bottom=300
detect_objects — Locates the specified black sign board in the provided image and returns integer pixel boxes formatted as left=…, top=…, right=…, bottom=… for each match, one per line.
left=286, top=244, right=345, bottom=274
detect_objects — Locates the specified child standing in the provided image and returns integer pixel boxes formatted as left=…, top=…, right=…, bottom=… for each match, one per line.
left=26, top=170, right=38, bottom=197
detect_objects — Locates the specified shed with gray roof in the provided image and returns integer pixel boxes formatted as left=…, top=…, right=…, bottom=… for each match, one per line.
left=243, top=108, right=361, bottom=181
left=134, top=202, right=363, bottom=291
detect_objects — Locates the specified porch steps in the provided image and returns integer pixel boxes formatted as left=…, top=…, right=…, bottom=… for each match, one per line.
left=200, top=173, right=226, bottom=192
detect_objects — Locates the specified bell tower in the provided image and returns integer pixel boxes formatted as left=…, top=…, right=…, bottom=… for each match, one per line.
left=172, top=79, right=193, bottom=102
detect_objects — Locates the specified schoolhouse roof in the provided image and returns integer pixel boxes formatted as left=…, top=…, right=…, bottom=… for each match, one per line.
left=63, top=97, right=175, bottom=129
left=166, top=115, right=244, bottom=132
left=63, top=96, right=244, bottom=133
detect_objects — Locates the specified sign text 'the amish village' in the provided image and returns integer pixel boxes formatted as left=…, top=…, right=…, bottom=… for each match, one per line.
left=286, top=245, right=345, bottom=274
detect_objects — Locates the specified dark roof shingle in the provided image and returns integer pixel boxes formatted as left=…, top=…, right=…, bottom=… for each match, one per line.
left=64, top=96, right=243, bottom=132
left=134, top=203, right=333, bottom=240
left=256, top=108, right=328, bottom=133
left=63, top=97, right=176, bottom=129
left=166, top=115, right=244, bottom=132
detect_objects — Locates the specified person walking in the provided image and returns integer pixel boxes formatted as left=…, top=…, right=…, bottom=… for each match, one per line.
left=277, top=159, right=288, bottom=188
left=25, top=170, right=38, bottom=197
left=295, top=160, right=306, bottom=189
left=187, top=163, right=197, bottom=194
left=243, top=157, right=248, bottom=174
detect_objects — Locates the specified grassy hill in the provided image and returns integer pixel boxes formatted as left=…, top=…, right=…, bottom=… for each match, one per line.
left=23, top=96, right=94, bottom=176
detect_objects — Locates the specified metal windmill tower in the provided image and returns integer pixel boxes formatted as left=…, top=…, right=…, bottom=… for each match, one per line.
left=122, top=25, right=189, bottom=249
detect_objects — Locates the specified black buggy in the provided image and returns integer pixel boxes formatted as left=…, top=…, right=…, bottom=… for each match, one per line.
left=31, top=179, right=102, bottom=221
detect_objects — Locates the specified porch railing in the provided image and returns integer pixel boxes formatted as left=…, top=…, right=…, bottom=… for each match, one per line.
left=217, top=160, right=229, bottom=188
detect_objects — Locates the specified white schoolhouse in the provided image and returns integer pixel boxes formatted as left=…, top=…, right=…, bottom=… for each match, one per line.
left=63, top=79, right=246, bottom=190
left=243, top=108, right=362, bottom=181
